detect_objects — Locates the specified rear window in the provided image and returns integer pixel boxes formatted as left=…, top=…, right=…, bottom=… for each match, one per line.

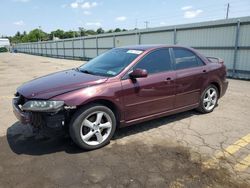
left=173, top=48, right=204, bottom=70
left=133, top=48, right=172, bottom=74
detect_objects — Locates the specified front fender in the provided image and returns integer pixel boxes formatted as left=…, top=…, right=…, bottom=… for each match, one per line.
left=51, top=81, right=123, bottom=110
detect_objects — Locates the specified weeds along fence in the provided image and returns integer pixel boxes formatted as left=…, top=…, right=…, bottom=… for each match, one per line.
left=14, top=16, right=250, bottom=79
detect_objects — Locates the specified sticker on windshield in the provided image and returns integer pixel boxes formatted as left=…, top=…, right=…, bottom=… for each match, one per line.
left=126, top=50, right=143, bottom=55
left=107, top=70, right=116, bottom=75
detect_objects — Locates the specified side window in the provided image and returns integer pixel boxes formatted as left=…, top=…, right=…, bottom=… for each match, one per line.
left=133, top=49, right=172, bottom=74
left=173, top=48, right=204, bottom=70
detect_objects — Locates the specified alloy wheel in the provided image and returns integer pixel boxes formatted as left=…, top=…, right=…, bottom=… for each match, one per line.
left=80, top=111, right=112, bottom=146
left=203, top=87, right=217, bottom=111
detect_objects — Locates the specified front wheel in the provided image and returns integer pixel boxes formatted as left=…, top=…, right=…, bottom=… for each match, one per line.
left=69, top=104, right=116, bottom=150
left=197, top=85, right=219, bottom=113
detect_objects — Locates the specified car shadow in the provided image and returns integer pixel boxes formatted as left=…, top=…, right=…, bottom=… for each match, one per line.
left=6, top=110, right=201, bottom=156
left=114, top=110, right=201, bottom=139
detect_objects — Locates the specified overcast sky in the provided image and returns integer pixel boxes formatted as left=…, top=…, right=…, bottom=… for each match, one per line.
left=1, top=0, right=250, bottom=36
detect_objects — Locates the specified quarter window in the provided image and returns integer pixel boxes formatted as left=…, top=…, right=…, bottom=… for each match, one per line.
left=173, top=48, right=204, bottom=70
left=133, top=49, right=172, bottom=74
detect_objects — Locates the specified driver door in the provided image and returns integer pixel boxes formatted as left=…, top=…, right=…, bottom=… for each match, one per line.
left=121, top=48, right=176, bottom=122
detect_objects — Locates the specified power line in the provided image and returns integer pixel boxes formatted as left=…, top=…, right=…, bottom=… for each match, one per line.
left=112, top=0, right=250, bottom=30
left=124, top=6, right=227, bottom=26
left=139, top=1, right=248, bottom=21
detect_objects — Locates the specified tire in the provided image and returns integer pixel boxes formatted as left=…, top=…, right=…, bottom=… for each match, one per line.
left=197, top=85, right=219, bottom=114
left=69, top=103, right=116, bottom=150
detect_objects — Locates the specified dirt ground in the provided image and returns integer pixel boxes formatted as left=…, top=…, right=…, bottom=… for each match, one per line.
left=0, top=53, right=250, bottom=188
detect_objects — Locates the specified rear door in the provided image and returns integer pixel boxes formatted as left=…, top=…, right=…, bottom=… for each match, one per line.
left=121, top=48, right=176, bottom=122
left=171, top=47, right=208, bottom=108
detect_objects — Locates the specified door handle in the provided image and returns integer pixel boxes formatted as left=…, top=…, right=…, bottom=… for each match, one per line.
left=164, top=77, right=172, bottom=83
left=202, top=70, right=207, bottom=73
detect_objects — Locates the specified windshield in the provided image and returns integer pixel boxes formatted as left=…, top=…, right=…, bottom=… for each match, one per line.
left=79, top=48, right=143, bottom=77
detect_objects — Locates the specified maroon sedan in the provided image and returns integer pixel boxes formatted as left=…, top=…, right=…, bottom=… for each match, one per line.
left=13, top=45, right=228, bottom=150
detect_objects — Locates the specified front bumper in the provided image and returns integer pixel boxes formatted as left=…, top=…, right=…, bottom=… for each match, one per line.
left=12, top=97, right=67, bottom=128
left=12, top=98, right=31, bottom=124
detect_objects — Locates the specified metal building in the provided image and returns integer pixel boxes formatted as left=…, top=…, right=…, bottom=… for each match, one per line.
left=14, top=16, right=250, bottom=79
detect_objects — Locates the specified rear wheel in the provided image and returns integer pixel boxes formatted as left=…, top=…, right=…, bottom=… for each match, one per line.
left=69, top=104, right=116, bottom=150
left=197, top=85, right=218, bottom=113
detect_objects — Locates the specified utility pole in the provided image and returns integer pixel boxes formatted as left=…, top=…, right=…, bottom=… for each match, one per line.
left=144, top=21, right=149, bottom=29
left=73, top=28, right=76, bottom=38
left=38, top=26, right=41, bottom=41
left=135, top=19, right=138, bottom=44
left=226, top=3, right=230, bottom=19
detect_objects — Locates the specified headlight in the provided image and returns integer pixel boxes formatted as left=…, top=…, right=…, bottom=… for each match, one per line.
left=22, top=100, right=64, bottom=112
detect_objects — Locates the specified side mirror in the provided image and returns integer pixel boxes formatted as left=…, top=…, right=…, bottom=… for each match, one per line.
left=129, top=68, right=148, bottom=79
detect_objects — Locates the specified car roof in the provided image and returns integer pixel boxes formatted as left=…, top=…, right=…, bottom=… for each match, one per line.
left=117, top=44, right=207, bottom=64
left=118, top=44, right=191, bottom=51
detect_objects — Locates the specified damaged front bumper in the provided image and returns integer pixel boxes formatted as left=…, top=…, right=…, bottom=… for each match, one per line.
left=12, top=97, right=31, bottom=124
left=12, top=96, right=71, bottom=129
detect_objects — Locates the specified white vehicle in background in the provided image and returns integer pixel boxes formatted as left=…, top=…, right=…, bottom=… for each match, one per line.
left=0, top=38, right=10, bottom=47
left=0, top=38, right=10, bottom=52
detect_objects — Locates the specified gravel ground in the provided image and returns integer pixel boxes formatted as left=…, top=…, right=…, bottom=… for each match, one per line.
left=0, top=53, right=250, bottom=187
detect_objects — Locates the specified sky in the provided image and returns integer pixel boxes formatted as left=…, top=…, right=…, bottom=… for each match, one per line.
left=0, top=0, right=250, bottom=36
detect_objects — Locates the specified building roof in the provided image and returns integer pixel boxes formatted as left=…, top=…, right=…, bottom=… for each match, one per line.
left=118, top=44, right=193, bottom=51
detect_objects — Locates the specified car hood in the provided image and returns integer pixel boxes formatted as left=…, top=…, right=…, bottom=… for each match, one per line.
left=17, top=69, right=108, bottom=99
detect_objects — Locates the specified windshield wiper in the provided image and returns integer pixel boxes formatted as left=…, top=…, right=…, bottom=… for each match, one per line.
left=78, top=68, right=95, bottom=75
left=75, top=67, right=108, bottom=77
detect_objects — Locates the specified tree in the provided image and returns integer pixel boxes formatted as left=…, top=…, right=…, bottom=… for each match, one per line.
left=78, top=27, right=86, bottom=36
left=51, top=29, right=65, bottom=39
left=63, top=30, right=79, bottom=38
left=107, top=29, right=113, bottom=33
left=85, top=30, right=97, bottom=35
left=16, top=31, right=21, bottom=37
left=8, top=27, right=130, bottom=44
left=114, top=28, right=121, bottom=32
left=28, top=29, right=47, bottom=42
left=22, top=31, right=29, bottom=42
left=9, top=31, right=22, bottom=43
left=96, top=27, right=104, bottom=34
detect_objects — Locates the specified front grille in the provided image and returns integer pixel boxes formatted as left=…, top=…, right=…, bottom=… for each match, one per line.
left=31, top=113, right=45, bottom=128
